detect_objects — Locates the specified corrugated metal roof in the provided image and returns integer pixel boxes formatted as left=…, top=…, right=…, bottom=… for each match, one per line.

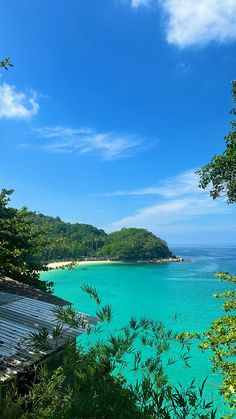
left=0, top=292, right=99, bottom=382
left=0, top=276, right=71, bottom=306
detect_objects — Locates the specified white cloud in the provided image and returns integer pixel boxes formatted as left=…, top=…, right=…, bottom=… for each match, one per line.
left=24, top=126, right=143, bottom=160
left=126, top=0, right=236, bottom=47
left=108, top=196, right=231, bottom=231
left=35, top=126, right=93, bottom=138
left=160, top=0, right=236, bottom=47
left=106, top=169, right=233, bottom=231
left=0, top=83, right=39, bottom=119
left=105, top=170, right=201, bottom=197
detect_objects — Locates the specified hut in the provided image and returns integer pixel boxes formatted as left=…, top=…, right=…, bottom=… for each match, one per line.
left=0, top=276, right=98, bottom=390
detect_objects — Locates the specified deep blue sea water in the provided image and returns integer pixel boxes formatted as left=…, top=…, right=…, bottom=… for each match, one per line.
left=41, top=245, right=236, bottom=416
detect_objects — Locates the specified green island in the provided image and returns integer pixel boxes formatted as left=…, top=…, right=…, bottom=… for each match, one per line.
left=28, top=211, right=178, bottom=263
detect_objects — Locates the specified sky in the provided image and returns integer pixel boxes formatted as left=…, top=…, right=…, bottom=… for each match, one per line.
left=0, top=0, right=236, bottom=244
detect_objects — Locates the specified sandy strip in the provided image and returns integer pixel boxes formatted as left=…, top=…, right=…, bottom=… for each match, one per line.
left=47, top=260, right=120, bottom=270
left=47, top=258, right=184, bottom=270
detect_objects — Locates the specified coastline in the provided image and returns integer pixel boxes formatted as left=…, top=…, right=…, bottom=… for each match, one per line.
left=46, top=257, right=184, bottom=270
left=47, top=260, right=121, bottom=270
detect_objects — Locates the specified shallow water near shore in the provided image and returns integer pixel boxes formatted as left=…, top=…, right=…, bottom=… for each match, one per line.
left=41, top=245, right=236, bottom=415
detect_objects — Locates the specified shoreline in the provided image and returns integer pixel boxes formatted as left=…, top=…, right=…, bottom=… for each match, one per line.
left=47, top=260, right=121, bottom=270
left=46, top=257, right=185, bottom=270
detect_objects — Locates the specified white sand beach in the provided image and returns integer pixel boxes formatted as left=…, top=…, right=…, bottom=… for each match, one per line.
left=47, top=257, right=184, bottom=270
left=47, top=260, right=120, bottom=269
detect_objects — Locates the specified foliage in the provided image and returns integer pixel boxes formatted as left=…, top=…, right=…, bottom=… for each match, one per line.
left=1, top=285, right=216, bottom=418
left=197, top=81, right=236, bottom=414
left=80, top=283, right=101, bottom=304
left=197, top=81, right=236, bottom=203
left=29, top=212, right=107, bottom=261
left=0, top=189, right=52, bottom=291
left=0, top=57, right=13, bottom=70
left=199, top=272, right=236, bottom=411
left=54, top=305, right=88, bottom=329
left=26, top=326, right=64, bottom=352
left=100, top=228, right=173, bottom=261
left=28, top=215, right=172, bottom=263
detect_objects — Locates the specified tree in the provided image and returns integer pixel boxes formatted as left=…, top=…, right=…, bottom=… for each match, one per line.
left=197, top=80, right=236, bottom=203
left=0, top=189, right=52, bottom=291
left=199, top=273, right=236, bottom=412
left=0, top=59, right=50, bottom=290
left=100, top=228, right=173, bottom=261
left=197, top=81, right=236, bottom=412
left=29, top=212, right=107, bottom=261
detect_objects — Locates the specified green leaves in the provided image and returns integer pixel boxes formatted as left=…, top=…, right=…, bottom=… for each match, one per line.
left=96, top=304, right=113, bottom=323
left=80, top=283, right=112, bottom=323
left=0, top=188, right=51, bottom=291
left=197, top=80, right=236, bottom=204
left=1, top=287, right=218, bottom=418
left=28, top=211, right=107, bottom=262
left=197, top=81, right=236, bottom=410
left=80, top=283, right=101, bottom=304
left=54, top=305, right=87, bottom=329
left=200, top=272, right=236, bottom=410
left=0, top=57, right=13, bottom=70
left=26, top=325, right=66, bottom=352
left=100, top=227, right=173, bottom=261
left=26, top=328, right=51, bottom=351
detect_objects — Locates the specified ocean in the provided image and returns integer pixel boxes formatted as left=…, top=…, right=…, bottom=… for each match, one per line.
left=41, top=245, right=236, bottom=415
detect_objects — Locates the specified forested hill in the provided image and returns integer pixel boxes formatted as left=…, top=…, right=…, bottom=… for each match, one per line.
left=29, top=212, right=107, bottom=262
left=100, top=228, right=173, bottom=261
left=0, top=188, right=173, bottom=291
left=29, top=213, right=173, bottom=262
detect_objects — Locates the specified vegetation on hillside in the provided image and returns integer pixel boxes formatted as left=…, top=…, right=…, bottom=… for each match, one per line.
left=29, top=215, right=173, bottom=263
left=100, top=228, right=173, bottom=261
left=30, top=212, right=107, bottom=261
left=0, top=189, right=52, bottom=291
left=0, top=188, right=173, bottom=293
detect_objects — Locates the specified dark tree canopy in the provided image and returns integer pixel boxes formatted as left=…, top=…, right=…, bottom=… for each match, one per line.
left=29, top=212, right=107, bottom=261
left=0, top=188, right=173, bottom=293
left=27, top=215, right=172, bottom=263
left=100, top=228, right=173, bottom=261
left=197, top=80, right=236, bottom=203
left=0, top=189, right=51, bottom=291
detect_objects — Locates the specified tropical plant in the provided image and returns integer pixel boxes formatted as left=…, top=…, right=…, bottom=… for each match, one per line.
left=197, top=81, right=236, bottom=415
left=1, top=285, right=217, bottom=418
left=0, top=57, right=13, bottom=70
left=29, top=212, right=107, bottom=261
left=199, top=273, right=236, bottom=412
left=0, top=188, right=52, bottom=291
left=197, top=80, right=236, bottom=203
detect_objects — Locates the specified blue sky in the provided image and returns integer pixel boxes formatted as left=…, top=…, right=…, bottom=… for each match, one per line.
left=0, top=0, right=236, bottom=244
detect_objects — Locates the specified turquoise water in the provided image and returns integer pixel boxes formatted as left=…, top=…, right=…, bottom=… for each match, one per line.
left=41, top=245, right=236, bottom=415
